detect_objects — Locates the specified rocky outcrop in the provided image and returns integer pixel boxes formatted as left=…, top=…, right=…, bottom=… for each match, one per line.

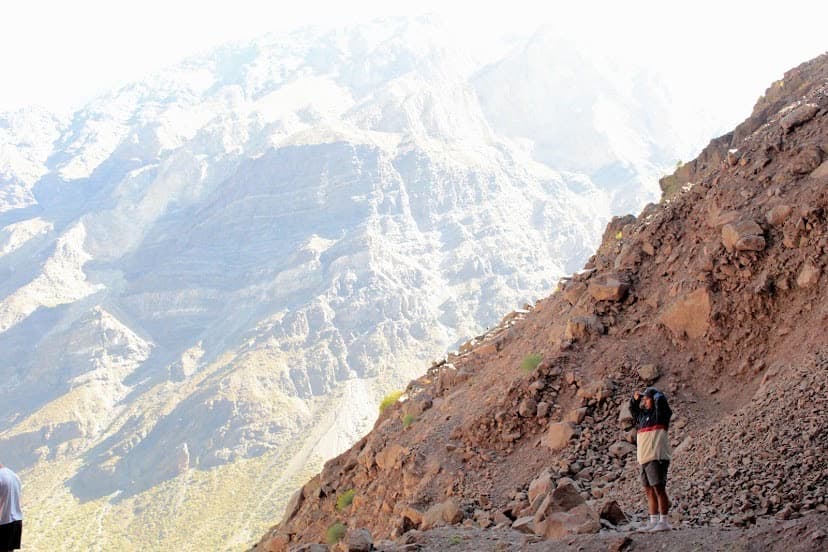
left=255, top=53, right=828, bottom=551
left=660, top=288, right=712, bottom=340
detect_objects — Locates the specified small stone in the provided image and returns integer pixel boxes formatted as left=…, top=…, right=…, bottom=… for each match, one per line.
left=511, top=516, right=535, bottom=534
left=587, top=276, right=629, bottom=302
left=637, top=364, right=660, bottom=381
left=607, top=536, right=632, bottom=552
left=775, top=504, right=795, bottom=520
left=722, top=220, right=765, bottom=252
left=565, top=407, right=588, bottom=424
left=609, top=441, right=636, bottom=458
left=528, top=470, right=553, bottom=505
left=766, top=204, right=792, bottom=226
left=618, top=402, right=634, bottom=427
left=564, top=316, right=605, bottom=341
left=796, top=262, right=820, bottom=288
left=518, top=398, right=538, bottom=417
left=790, top=146, right=823, bottom=175
left=536, top=401, right=551, bottom=418
left=346, top=528, right=373, bottom=552
left=545, top=422, right=576, bottom=450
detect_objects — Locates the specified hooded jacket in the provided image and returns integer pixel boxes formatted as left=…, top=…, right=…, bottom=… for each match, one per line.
left=630, top=391, right=672, bottom=465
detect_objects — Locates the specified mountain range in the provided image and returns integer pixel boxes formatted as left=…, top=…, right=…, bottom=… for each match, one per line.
left=0, top=17, right=735, bottom=550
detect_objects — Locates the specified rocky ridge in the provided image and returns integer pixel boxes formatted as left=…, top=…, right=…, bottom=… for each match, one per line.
left=254, top=53, right=828, bottom=551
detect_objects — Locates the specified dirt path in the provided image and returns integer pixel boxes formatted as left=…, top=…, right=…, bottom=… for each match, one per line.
left=402, top=512, right=828, bottom=551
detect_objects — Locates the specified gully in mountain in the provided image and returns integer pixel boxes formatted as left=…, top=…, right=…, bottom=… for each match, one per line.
left=630, top=387, right=673, bottom=532
left=0, top=464, right=22, bottom=552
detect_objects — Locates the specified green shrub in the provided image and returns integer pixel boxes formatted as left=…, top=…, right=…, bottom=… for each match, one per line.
left=401, top=413, right=416, bottom=428
left=379, top=390, right=403, bottom=414
left=336, top=489, right=355, bottom=511
left=520, top=353, right=542, bottom=373
left=448, top=535, right=463, bottom=546
left=325, top=522, right=346, bottom=545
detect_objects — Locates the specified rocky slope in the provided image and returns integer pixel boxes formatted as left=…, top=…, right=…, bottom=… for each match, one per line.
left=0, top=18, right=728, bottom=551
left=254, top=53, right=828, bottom=551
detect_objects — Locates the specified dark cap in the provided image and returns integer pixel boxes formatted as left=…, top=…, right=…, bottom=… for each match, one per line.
left=643, top=387, right=658, bottom=398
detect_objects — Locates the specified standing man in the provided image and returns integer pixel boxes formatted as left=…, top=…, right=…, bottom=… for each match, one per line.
left=0, top=464, right=22, bottom=552
left=630, top=387, right=672, bottom=532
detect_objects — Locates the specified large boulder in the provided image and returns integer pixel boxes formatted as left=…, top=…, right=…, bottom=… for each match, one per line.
left=587, top=276, right=629, bottom=302
left=562, top=281, right=587, bottom=305
left=545, top=422, right=576, bottom=450
left=528, top=469, right=554, bottom=505
left=660, top=288, right=712, bottom=339
left=421, top=498, right=463, bottom=529
left=780, top=103, right=819, bottom=131
left=599, top=500, right=629, bottom=526
left=533, top=479, right=600, bottom=538
left=722, top=220, right=766, bottom=252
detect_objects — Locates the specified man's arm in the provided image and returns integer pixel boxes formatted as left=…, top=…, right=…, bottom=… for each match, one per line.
left=630, top=392, right=641, bottom=419
left=654, top=392, right=672, bottom=425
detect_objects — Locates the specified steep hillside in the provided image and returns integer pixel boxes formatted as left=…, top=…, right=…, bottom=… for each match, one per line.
left=254, top=53, right=828, bottom=551
left=0, top=18, right=725, bottom=551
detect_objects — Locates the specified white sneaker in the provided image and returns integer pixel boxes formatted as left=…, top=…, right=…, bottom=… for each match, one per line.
left=646, top=520, right=673, bottom=532
left=636, top=519, right=658, bottom=532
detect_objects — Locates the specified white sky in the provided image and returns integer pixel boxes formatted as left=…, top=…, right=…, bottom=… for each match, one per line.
left=0, top=0, right=826, bottom=115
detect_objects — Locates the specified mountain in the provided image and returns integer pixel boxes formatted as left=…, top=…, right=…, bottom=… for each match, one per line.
left=254, top=53, right=828, bottom=551
left=1, top=18, right=730, bottom=551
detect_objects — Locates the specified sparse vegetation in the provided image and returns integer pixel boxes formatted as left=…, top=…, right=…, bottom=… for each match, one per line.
left=379, top=390, right=403, bottom=413
left=336, top=489, right=355, bottom=511
left=520, top=353, right=542, bottom=373
left=325, top=522, right=346, bottom=545
left=401, top=413, right=416, bottom=428
left=448, top=535, right=463, bottom=546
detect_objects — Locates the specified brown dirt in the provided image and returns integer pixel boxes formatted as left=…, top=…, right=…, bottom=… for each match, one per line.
left=252, top=53, right=828, bottom=552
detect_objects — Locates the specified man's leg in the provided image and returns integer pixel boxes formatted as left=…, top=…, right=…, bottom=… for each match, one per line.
left=645, top=485, right=659, bottom=515
left=653, top=484, right=670, bottom=515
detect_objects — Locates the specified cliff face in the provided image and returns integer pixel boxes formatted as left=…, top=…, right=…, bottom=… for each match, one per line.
left=255, top=53, right=828, bottom=551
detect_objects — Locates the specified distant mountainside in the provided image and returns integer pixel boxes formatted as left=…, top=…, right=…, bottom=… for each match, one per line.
left=0, top=17, right=725, bottom=550
left=255, top=53, right=828, bottom=552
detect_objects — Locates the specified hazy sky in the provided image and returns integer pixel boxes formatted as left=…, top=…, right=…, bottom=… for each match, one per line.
left=1, top=0, right=826, bottom=115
